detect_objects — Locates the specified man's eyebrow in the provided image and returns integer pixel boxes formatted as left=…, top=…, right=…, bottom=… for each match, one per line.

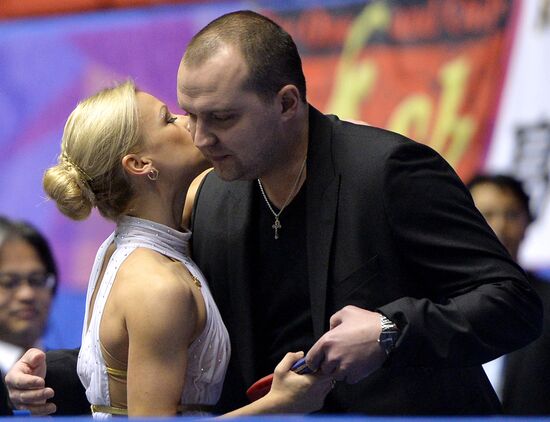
left=182, top=107, right=238, bottom=115
left=210, top=108, right=237, bottom=114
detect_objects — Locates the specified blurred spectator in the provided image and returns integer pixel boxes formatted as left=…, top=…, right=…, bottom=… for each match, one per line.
left=468, top=174, right=550, bottom=415
left=0, top=217, right=58, bottom=375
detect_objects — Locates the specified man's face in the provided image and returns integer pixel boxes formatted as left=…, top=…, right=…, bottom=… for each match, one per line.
left=470, top=183, right=530, bottom=261
left=0, top=238, right=53, bottom=348
left=177, top=45, right=282, bottom=181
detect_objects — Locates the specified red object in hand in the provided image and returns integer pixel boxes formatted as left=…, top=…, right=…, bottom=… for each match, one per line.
left=246, top=357, right=313, bottom=401
left=246, top=373, right=274, bottom=402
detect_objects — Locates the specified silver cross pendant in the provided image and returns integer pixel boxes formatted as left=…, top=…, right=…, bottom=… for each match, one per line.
left=272, top=217, right=282, bottom=239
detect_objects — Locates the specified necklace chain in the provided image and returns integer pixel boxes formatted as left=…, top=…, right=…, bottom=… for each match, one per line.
left=257, top=157, right=307, bottom=240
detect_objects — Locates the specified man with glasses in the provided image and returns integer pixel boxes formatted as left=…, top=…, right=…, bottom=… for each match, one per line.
left=0, top=217, right=57, bottom=376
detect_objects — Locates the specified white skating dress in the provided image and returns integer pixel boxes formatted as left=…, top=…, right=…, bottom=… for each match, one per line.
left=77, top=216, right=230, bottom=418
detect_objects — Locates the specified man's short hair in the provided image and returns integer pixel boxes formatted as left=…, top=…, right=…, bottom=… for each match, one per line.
left=182, top=10, right=307, bottom=103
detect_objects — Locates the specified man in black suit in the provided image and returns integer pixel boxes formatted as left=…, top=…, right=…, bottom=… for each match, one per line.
left=5, top=10, right=543, bottom=416
left=468, top=174, right=550, bottom=415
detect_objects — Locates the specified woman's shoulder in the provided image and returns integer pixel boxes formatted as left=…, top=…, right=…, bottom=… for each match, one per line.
left=183, top=168, right=213, bottom=227
left=116, top=249, right=194, bottom=301
left=114, top=250, right=198, bottom=336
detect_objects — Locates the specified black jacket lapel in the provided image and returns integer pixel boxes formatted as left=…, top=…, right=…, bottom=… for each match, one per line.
left=306, top=107, right=340, bottom=339
left=225, top=181, right=257, bottom=385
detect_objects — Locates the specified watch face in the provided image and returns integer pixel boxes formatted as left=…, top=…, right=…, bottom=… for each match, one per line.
left=379, top=315, right=400, bottom=355
left=379, top=330, right=399, bottom=354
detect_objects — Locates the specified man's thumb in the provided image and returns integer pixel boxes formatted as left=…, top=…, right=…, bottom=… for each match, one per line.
left=21, top=348, right=46, bottom=374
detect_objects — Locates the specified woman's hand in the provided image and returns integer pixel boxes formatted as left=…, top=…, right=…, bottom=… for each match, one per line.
left=265, top=351, right=334, bottom=414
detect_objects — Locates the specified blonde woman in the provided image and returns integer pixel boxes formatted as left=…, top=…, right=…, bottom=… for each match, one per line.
left=41, top=81, right=331, bottom=418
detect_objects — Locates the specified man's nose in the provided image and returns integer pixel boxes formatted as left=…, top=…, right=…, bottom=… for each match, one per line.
left=192, top=120, right=217, bottom=148
left=13, top=282, right=37, bottom=300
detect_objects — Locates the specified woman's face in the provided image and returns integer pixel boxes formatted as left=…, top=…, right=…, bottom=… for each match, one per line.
left=0, top=238, right=54, bottom=348
left=136, top=91, right=210, bottom=186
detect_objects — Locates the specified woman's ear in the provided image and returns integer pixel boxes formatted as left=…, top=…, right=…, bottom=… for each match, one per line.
left=122, top=154, right=152, bottom=177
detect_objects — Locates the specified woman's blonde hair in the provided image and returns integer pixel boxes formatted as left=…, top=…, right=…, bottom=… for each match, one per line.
left=43, top=80, right=141, bottom=221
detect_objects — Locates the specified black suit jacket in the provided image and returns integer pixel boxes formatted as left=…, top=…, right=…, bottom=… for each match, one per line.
left=190, top=106, right=542, bottom=415
left=501, top=273, right=550, bottom=415
left=45, top=349, right=89, bottom=415
left=1, top=371, right=12, bottom=415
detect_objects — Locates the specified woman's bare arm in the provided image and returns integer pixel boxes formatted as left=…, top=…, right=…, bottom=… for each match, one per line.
left=121, top=253, right=199, bottom=416
left=220, top=352, right=333, bottom=417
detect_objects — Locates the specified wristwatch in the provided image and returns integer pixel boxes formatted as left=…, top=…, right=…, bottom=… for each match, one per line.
left=378, top=314, right=400, bottom=355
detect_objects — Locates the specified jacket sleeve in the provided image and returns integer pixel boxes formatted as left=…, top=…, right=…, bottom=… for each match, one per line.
left=0, top=372, right=12, bottom=415
left=376, top=140, right=543, bottom=368
left=45, top=348, right=90, bottom=415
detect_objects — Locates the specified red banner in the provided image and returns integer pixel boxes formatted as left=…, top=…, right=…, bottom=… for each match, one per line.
left=269, top=0, right=518, bottom=181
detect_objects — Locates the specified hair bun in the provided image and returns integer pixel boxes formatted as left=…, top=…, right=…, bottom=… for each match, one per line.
left=43, top=162, right=94, bottom=221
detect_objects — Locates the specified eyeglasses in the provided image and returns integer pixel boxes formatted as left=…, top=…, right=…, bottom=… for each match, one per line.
left=0, top=272, right=56, bottom=291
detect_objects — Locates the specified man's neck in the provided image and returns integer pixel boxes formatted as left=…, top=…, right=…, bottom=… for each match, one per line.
left=258, top=112, right=309, bottom=209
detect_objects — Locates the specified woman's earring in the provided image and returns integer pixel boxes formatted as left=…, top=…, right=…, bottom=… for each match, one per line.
left=147, top=168, right=159, bottom=181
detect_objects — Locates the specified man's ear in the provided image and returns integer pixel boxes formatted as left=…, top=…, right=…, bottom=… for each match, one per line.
left=121, top=154, right=152, bottom=177
left=278, top=85, right=300, bottom=120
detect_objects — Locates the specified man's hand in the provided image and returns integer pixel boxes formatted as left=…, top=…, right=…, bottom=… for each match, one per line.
left=305, top=305, right=387, bottom=384
left=5, top=348, right=56, bottom=415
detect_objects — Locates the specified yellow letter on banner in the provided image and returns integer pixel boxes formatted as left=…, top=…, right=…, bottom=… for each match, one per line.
left=387, top=95, right=433, bottom=142
left=326, top=2, right=391, bottom=120
left=387, top=57, right=476, bottom=167
left=430, top=57, right=476, bottom=166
